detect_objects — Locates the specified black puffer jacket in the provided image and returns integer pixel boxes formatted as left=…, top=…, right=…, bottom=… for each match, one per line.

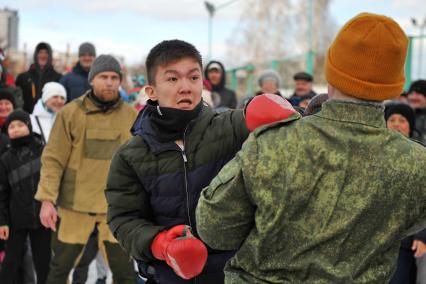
left=15, top=42, right=62, bottom=113
left=106, top=103, right=249, bottom=283
left=0, top=135, right=44, bottom=229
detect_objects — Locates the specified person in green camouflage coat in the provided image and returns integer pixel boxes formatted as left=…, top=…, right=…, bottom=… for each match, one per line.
left=196, top=13, right=426, bottom=283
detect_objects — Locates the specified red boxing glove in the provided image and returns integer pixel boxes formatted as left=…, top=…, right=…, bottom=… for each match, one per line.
left=245, top=93, right=298, bottom=132
left=151, top=225, right=208, bottom=279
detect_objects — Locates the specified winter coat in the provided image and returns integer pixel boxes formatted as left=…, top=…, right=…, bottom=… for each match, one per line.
left=60, top=62, right=91, bottom=102
left=15, top=43, right=62, bottom=113
left=413, top=108, right=426, bottom=144
left=0, top=135, right=44, bottom=229
left=196, top=100, right=426, bottom=283
left=34, top=91, right=137, bottom=213
left=204, top=61, right=237, bottom=109
left=30, top=99, right=57, bottom=143
left=106, top=104, right=249, bottom=283
left=0, top=133, right=9, bottom=156
left=288, top=90, right=318, bottom=107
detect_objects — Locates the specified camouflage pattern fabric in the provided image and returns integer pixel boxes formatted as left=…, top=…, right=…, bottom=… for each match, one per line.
left=196, top=100, right=426, bottom=283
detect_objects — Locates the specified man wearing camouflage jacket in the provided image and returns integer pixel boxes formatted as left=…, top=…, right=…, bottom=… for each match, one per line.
left=196, top=13, right=426, bottom=283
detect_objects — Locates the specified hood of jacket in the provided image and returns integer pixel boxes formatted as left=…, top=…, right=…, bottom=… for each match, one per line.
left=33, top=42, right=53, bottom=69
left=204, top=60, right=226, bottom=91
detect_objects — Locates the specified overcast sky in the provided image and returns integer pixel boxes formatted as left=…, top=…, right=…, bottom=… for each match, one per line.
left=1, top=0, right=426, bottom=76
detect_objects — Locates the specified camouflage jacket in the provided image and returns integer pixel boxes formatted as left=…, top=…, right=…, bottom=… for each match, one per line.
left=196, top=100, right=426, bottom=284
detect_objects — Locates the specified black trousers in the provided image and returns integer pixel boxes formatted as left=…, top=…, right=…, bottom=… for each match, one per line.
left=389, top=247, right=417, bottom=284
left=0, top=227, right=51, bottom=284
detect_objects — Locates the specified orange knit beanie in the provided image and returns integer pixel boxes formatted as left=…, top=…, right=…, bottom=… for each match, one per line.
left=325, top=13, right=408, bottom=101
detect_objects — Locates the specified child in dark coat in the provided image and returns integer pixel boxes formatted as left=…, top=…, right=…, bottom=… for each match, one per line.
left=0, top=110, right=51, bottom=284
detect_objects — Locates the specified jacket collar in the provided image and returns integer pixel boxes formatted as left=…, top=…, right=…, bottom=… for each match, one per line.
left=29, top=63, right=54, bottom=74
left=132, top=102, right=214, bottom=155
left=73, top=62, right=89, bottom=77
left=75, top=90, right=123, bottom=114
left=315, top=100, right=386, bottom=128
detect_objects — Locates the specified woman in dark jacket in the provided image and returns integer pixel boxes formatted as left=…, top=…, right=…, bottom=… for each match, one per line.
left=0, top=110, right=51, bottom=284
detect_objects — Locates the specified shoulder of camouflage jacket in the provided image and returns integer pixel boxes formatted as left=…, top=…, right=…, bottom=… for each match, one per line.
left=252, top=112, right=301, bottom=138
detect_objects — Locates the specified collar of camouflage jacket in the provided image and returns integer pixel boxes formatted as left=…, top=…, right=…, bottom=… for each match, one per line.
left=316, top=100, right=386, bottom=128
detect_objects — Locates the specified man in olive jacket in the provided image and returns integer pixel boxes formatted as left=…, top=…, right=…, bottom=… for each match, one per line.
left=35, top=55, right=137, bottom=284
left=196, top=13, right=426, bottom=283
left=106, top=40, right=250, bottom=284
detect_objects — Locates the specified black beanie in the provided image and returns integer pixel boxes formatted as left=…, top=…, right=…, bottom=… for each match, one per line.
left=4, top=110, right=32, bottom=133
left=0, top=89, right=16, bottom=108
left=408, top=80, right=426, bottom=96
left=384, top=102, right=415, bottom=137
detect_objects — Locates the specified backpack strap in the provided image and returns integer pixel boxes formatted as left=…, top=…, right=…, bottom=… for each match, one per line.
left=35, top=116, right=46, bottom=145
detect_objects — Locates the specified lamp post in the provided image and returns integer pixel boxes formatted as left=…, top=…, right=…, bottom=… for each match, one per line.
left=205, top=2, right=215, bottom=61
left=412, top=17, right=426, bottom=78
left=306, top=0, right=314, bottom=75
left=204, top=0, right=239, bottom=61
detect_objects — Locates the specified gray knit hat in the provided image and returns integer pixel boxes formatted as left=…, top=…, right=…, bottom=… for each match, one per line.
left=258, top=69, right=281, bottom=88
left=79, top=42, right=96, bottom=57
left=88, top=55, right=122, bottom=82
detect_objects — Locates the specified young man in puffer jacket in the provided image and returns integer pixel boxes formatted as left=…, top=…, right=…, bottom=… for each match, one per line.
left=106, top=39, right=299, bottom=284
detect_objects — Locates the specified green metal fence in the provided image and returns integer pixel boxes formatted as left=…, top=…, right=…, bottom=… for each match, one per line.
left=226, top=51, right=325, bottom=98
left=227, top=34, right=425, bottom=97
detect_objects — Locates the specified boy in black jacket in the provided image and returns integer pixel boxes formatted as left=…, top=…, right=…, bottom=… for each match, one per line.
left=0, top=110, right=51, bottom=284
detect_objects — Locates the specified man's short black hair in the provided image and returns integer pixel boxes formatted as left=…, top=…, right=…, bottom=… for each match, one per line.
left=146, top=39, right=202, bottom=85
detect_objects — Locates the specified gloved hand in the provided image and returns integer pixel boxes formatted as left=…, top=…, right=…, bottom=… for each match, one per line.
left=245, top=93, right=298, bottom=132
left=151, top=225, right=208, bottom=279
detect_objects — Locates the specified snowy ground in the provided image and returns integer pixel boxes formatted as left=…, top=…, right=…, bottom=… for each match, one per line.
left=71, top=261, right=111, bottom=283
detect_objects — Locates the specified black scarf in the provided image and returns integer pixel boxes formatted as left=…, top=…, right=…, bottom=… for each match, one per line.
left=88, top=91, right=120, bottom=112
left=10, top=134, right=34, bottom=148
left=147, top=100, right=203, bottom=143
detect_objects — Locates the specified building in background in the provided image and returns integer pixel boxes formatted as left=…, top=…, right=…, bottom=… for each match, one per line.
left=0, top=8, right=18, bottom=50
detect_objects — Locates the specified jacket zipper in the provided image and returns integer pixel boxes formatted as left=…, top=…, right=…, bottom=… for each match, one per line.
left=181, top=125, right=193, bottom=230
left=179, top=121, right=201, bottom=283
